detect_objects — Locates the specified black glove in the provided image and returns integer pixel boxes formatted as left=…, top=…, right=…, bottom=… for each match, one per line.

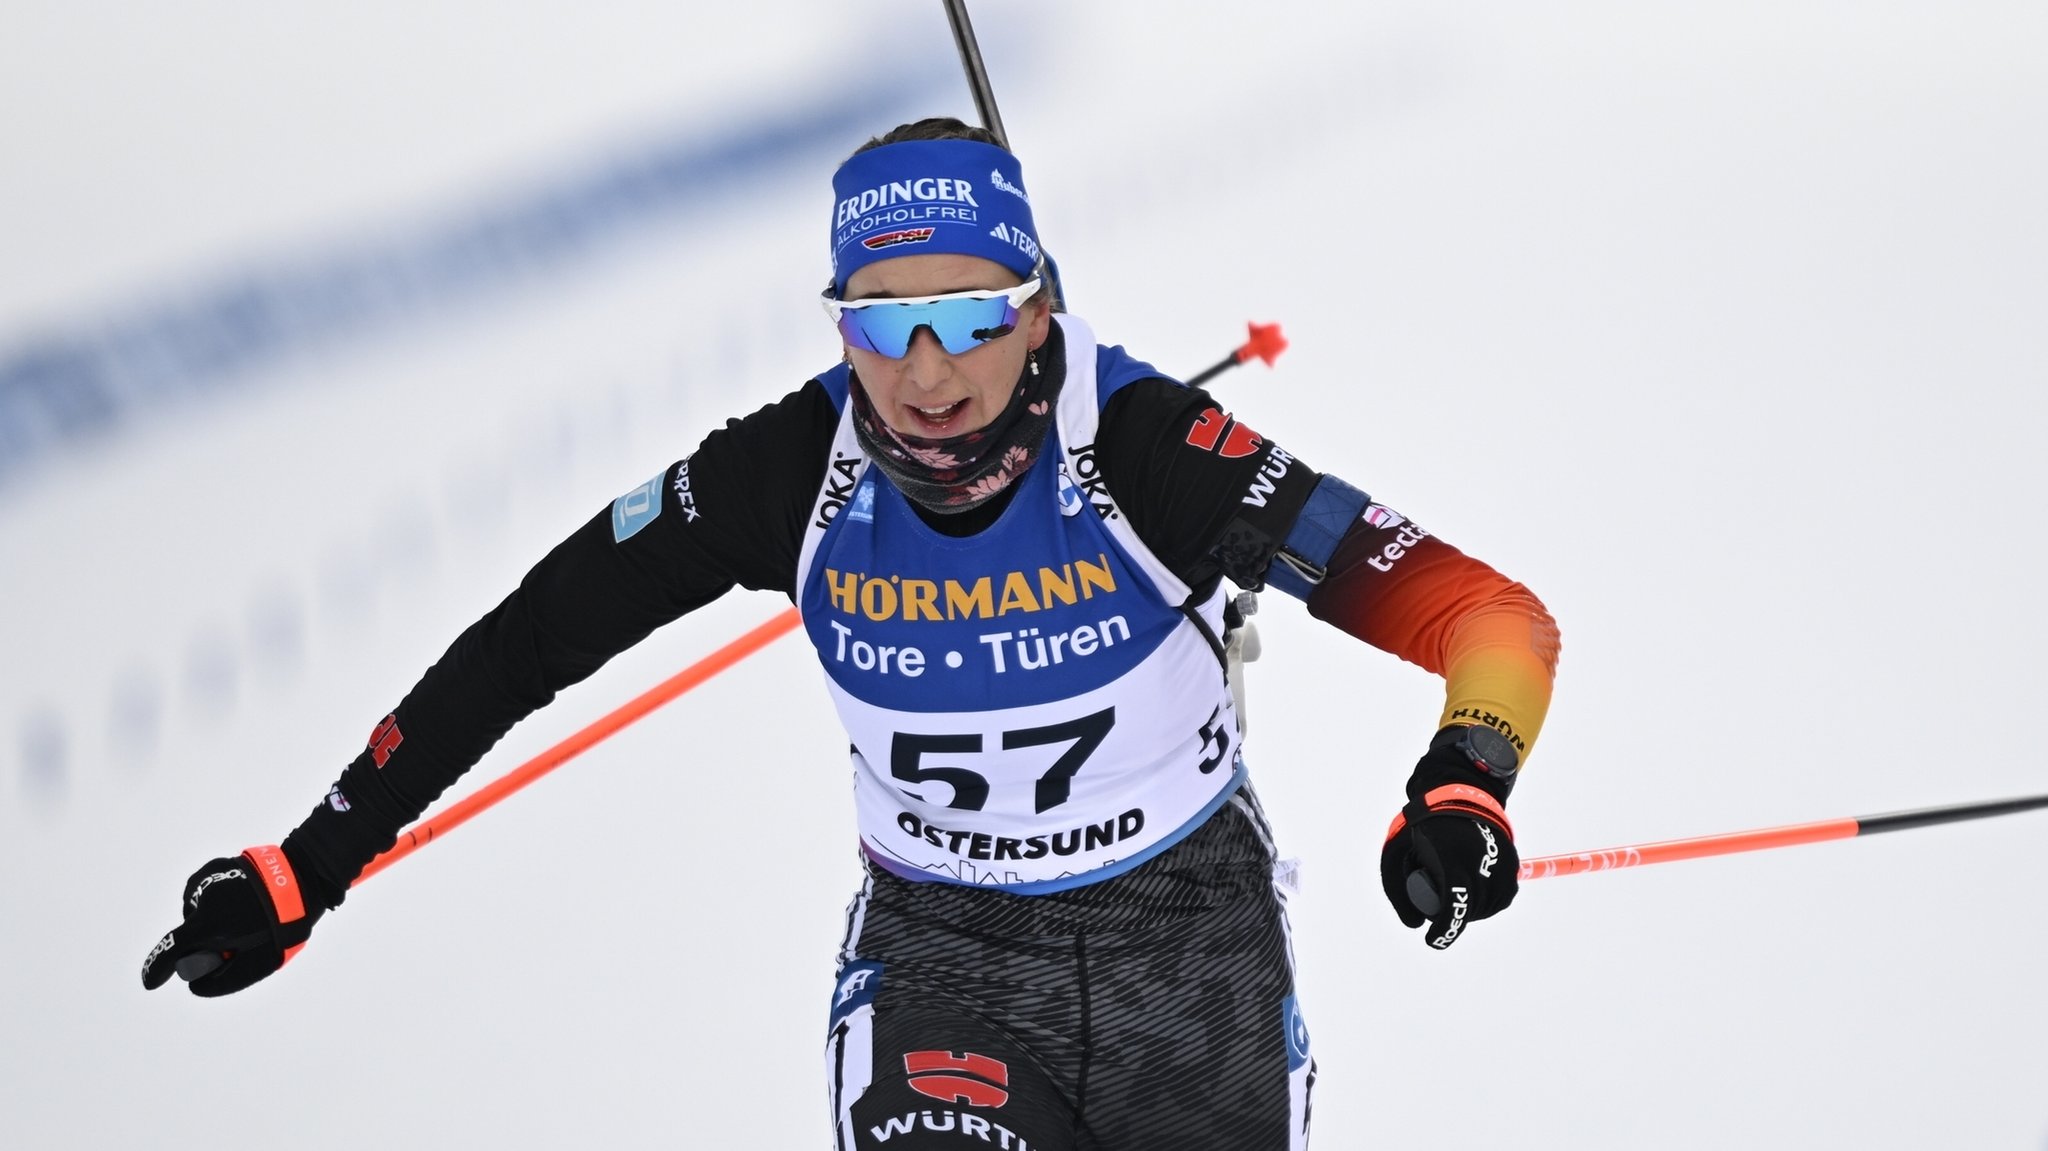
left=141, top=843, right=332, bottom=997
left=1379, top=728, right=1519, bottom=949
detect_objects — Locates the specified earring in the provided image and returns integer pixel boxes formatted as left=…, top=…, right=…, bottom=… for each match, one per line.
left=1028, top=350, right=1041, bottom=377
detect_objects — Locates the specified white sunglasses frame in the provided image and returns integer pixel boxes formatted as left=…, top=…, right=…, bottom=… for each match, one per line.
left=820, top=276, right=1043, bottom=322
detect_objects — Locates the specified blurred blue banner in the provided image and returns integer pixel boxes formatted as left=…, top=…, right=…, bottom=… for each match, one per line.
left=0, top=81, right=948, bottom=496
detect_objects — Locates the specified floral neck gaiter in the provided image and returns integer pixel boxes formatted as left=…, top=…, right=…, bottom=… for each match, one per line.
left=847, top=346, right=1060, bottom=515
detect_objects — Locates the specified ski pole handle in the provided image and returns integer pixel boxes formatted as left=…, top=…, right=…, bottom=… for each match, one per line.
left=1183, top=322, right=1288, bottom=388
left=1400, top=791, right=2048, bottom=922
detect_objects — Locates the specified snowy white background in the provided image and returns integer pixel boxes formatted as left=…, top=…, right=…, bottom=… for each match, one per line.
left=3, top=2, right=2045, bottom=1147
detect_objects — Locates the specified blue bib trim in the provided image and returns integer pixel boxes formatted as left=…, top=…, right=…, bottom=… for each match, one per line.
left=817, top=362, right=852, bottom=412
left=1094, top=342, right=1173, bottom=405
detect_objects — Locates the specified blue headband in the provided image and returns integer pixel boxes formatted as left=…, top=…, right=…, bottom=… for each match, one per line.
left=829, top=138, right=1042, bottom=296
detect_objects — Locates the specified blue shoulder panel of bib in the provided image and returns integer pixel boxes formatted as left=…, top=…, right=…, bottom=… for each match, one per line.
left=1094, top=344, right=1175, bottom=408
left=817, top=363, right=852, bottom=413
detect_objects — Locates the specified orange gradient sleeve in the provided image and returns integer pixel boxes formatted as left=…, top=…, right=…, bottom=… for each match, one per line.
left=1305, top=516, right=1560, bottom=761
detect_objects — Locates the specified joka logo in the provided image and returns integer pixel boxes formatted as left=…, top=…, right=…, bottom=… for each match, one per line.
left=1184, top=407, right=1264, bottom=458
left=904, top=1051, right=1009, bottom=1109
left=814, top=453, right=862, bottom=529
left=1063, top=441, right=1119, bottom=520
left=864, top=227, right=936, bottom=251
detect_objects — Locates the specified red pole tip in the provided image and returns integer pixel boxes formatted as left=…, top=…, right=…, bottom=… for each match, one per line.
left=1235, top=322, right=1288, bottom=367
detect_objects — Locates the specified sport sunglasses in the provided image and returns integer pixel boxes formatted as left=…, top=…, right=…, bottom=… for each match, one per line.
left=822, top=277, right=1041, bottom=358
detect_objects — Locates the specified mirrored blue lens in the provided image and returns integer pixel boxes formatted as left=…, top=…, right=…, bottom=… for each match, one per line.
left=836, top=295, right=1021, bottom=358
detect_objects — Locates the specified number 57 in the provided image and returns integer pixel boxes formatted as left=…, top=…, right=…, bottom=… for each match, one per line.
left=891, top=707, right=1116, bottom=814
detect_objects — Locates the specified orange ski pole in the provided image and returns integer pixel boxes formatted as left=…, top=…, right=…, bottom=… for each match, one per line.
left=353, top=606, right=801, bottom=884
left=176, top=606, right=804, bottom=981
left=1518, top=792, right=2048, bottom=881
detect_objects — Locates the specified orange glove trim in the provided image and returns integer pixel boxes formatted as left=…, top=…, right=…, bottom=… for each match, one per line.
left=1382, top=784, right=1514, bottom=844
left=240, top=844, right=306, bottom=926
